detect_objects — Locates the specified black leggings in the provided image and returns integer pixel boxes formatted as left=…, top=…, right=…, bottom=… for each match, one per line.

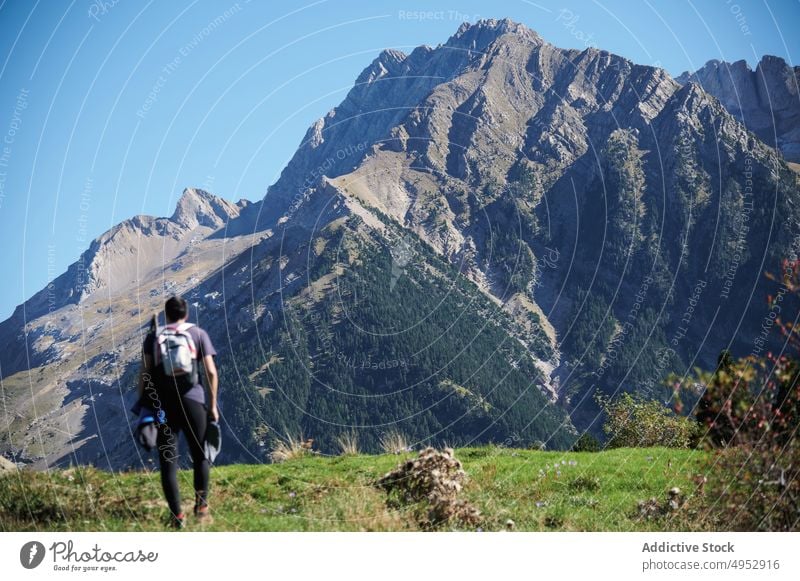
left=156, top=397, right=209, bottom=516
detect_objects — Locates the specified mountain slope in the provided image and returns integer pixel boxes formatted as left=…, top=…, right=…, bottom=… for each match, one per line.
left=275, top=19, right=800, bottom=427
left=213, top=193, right=571, bottom=456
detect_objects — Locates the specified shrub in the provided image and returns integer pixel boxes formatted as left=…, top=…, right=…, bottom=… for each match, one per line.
left=598, top=392, right=697, bottom=448
left=687, top=352, right=800, bottom=447
left=701, top=441, right=800, bottom=531
left=677, top=351, right=800, bottom=530
left=674, top=259, right=800, bottom=530
left=571, top=433, right=601, bottom=452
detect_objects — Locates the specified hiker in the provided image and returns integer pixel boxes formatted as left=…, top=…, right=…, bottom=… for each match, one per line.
left=137, top=296, right=219, bottom=528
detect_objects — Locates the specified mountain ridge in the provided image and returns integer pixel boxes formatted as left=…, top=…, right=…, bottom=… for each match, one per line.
left=677, top=54, right=800, bottom=161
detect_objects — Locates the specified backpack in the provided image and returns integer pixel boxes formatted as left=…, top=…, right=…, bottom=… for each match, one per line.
left=153, top=322, right=199, bottom=386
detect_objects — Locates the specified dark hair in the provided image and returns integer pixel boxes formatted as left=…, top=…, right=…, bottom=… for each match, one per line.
left=165, top=296, right=188, bottom=322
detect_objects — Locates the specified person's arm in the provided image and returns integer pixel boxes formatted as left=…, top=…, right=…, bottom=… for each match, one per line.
left=138, top=317, right=157, bottom=402
left=203, top=354, right=219, bottom=421
left=138, top=353, right=153, bottom=401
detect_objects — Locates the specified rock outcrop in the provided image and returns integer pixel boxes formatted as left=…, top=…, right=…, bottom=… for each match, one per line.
left=677, top=56, right=800, bottom=161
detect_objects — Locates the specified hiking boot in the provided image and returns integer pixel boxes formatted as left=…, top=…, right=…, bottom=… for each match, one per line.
left=194, top=502, right=212, bottom=521
left=168, top=512, right=185, bottom=529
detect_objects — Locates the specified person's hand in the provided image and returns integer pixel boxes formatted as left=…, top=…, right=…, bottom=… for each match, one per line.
left=209, top=404, right=219, bottom=422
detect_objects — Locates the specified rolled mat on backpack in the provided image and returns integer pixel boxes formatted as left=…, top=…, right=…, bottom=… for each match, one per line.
left=135, top=407, right=159, bottom=451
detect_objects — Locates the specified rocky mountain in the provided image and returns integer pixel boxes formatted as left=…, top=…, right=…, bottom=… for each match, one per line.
left=0, top=188, right=263, bottom=467
left=677, top=56, right=800, bottom=162
left=2, top=19, right=799, bottom=469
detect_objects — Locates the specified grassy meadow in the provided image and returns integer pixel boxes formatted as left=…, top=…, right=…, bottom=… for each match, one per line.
left=0, top=446, right=710, bottom=532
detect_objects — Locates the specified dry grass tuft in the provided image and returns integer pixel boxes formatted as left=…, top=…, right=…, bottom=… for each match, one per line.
left=379, top=430, right=409, bottom=454
left=335, top=432, right=360, bottom=456
left=269, top=434, right=314, bottom=463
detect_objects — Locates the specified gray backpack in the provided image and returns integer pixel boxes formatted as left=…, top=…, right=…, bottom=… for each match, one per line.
left=154, top=322, right=198, bottom=385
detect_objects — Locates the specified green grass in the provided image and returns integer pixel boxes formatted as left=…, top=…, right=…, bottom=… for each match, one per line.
left=0, top=447, right=709, bottom=532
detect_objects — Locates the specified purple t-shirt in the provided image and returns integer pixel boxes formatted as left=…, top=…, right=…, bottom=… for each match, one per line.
left=143, top=324, right=217, bottom=404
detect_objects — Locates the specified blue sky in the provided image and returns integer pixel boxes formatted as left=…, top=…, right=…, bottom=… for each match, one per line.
left=0, top=0, right=798, bottom=321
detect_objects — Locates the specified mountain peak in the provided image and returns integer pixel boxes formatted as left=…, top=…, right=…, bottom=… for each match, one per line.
left=171, top=187, right=242, bottom=230
left=756, top=53, right=792, bottom=75
left=448, top=18, right=539, bottom=50
left=453, top=18, right=525, bottom=37
left=355, top=48, right=409, bottom=85
left=379, top=48, right=407, bottom=62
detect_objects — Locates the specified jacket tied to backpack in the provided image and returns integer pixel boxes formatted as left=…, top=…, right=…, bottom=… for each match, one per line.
left=154, top=322, right=199, bottom=387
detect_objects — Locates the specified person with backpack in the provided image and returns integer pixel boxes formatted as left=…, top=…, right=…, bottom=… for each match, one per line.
left=137, top=296, right=219, bottom=529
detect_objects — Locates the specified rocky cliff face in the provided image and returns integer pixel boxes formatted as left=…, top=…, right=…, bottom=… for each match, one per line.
left=3, top=19, right=799, bottom=469
left=677, top=56, right=800, bottom=162
left=267, top=18, right=800, bottom=428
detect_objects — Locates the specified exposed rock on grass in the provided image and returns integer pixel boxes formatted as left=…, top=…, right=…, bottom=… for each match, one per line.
left=376, top=447, right=481, bottom=528
left=636, top=486, right=685, bottom=520
left=0, top=456, right=17, bottom=476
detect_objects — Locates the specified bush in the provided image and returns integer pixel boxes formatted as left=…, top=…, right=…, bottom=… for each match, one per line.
left=571, top=433, right=601, bottom=452
left=674, top=259, right=800, bottom=530
left=529, top=440, right=547, bottom=451
left=678, top=351, right=800, bottom=530
left=687, top=353, right=800, bottom=448
left=701, top=441, right=800, bottom=531
left=598, top=392, right=698, bottom=448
